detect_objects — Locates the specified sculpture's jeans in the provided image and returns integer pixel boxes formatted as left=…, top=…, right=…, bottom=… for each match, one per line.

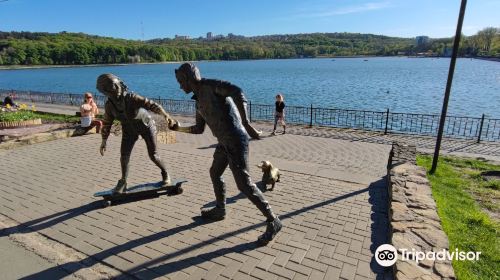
left=120, top=122, right=168, bottom=181
left=210, top=141, right=275, bottom=221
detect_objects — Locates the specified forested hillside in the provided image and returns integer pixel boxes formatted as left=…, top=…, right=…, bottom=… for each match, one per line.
left=0, top=28, right=498, bottom=65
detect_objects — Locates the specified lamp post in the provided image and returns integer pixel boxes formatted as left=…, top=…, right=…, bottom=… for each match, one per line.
left=430, top=0, right=468, bottom=174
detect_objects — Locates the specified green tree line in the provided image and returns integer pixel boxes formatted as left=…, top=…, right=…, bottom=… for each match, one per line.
left=0, top=28, right=498, bottom=66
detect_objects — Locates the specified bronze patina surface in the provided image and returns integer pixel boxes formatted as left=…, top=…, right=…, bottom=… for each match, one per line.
left=170, top=63, right=281, bottom=245
left=97, top=73, right=174, bottom=194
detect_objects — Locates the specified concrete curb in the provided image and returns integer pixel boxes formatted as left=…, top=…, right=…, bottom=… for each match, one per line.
left=0, top=128, right=79, bottom=150
left=0, top=214, right=124, bottom=279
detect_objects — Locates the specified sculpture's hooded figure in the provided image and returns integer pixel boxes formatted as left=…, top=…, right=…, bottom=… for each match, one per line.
left=96, top=73, right=173, bottom=194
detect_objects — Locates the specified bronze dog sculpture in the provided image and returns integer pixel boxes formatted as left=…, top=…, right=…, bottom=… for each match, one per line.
left=257, top=160, right=281, bottom=191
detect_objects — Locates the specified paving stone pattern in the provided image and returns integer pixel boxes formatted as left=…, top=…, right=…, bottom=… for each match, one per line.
left=254, top=123, right=500, bottom=159
left=33, top=103, right=500, bottom=161
left=0, top=122, right=392, bottom=279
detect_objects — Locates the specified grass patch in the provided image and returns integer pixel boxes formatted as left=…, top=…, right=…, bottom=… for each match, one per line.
left=1, top=104, right=81, bottom=123
left=30, top=111, right=81, bottom=123
left=417, top=155, right=499, bottom=280
left=0, top=109, right=38, bottom=122
left=0, top=111, right=80, bottom=123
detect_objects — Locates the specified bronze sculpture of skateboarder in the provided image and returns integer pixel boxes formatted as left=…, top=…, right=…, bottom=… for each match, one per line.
left=97, top=73, right=174, bottom=194
left=169, top=63, right=281, bottom=245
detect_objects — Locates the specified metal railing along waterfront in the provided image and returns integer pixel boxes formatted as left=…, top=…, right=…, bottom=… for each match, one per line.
left=2, top=89, right=499, bottom=142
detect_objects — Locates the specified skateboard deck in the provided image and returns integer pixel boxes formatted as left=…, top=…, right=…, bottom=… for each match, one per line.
left=94, top=179, right=187, bottom=206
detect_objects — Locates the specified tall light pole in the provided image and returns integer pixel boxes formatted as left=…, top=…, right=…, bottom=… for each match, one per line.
left=430, top=0, right=468, bottom=174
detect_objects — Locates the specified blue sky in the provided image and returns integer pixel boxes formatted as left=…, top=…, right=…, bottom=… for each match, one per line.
left=0, top=0, right=498, bottom=40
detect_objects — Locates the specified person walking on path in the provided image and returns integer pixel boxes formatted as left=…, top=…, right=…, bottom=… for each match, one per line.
left=96, top=73, right=175, bottom=194
left=80, top=92, right=102, bottom=133
left=272, top=93, right=286, bottom=135
left=169, top=62, right=282, bottom=245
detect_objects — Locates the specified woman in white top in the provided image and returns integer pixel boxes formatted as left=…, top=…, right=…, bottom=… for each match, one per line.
left=80, top=92, right=102, bottom=133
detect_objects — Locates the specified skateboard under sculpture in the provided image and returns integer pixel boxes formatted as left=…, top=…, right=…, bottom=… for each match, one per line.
left=94, top=179, right=187, bottom=207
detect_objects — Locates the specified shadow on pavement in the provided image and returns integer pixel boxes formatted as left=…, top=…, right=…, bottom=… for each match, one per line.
left=2, top=181, right=186, bottom=238
left=368, top=176, right=393, bottom=279
left=122, top=184, right=374, bottom=279
left=18, top=217, right=214, bottom=280
left=202, top=192, right=247, bottom=208
left=22, top=180, right=386, bottom=279
left=0, top=201, right=102, bottom=238
left=197, top=144, right=218, bottom=150
left=202, top=180, right=273, bottom=209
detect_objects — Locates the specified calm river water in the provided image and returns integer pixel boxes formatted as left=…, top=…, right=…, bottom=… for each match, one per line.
left=1, top=57, right=499, bottom=117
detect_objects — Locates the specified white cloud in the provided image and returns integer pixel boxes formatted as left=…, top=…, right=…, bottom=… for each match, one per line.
left=294, top=1, right=391, bottom=18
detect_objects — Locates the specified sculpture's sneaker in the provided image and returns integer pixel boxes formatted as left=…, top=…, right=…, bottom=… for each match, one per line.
left=201, top=207, right=226, bottom=221
left=112, top=179, right=127, bottom=194
left=257, top=216, right=282, bottom=246
left=161, top=171, right=171, bottom=186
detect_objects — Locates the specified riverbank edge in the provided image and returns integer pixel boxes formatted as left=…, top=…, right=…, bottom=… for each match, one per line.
left=3, top=55, right=498, bottom=70
left=472, top=56, right=500, bottom=62
left=0, top=61, right=181, bottom=70
left=0, top=57, right=376, bottom=70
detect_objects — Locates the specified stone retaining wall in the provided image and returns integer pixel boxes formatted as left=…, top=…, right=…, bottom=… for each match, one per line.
left=388, top=143, right=456, bottom=279
left=1, top=123, right=176, bottom=150
left=0, top=118, right=42, bottom=128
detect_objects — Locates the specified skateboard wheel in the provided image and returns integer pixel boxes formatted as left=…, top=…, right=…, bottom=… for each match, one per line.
left=177, top=187, right=183, bottom=194
left=103, top=200, right=112, bottom=207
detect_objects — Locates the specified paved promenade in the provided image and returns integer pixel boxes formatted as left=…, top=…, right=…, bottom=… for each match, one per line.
left=3, top=102, right=496, bottom=279
left=32, top=103, right=500, bottom=162
left=0, top=122, right=391, bottom=279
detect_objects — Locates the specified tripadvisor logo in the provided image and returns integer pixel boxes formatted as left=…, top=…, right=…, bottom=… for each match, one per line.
left=375, top=244, right=481, bottom=267
left=375, top=244, right=398, bottom=267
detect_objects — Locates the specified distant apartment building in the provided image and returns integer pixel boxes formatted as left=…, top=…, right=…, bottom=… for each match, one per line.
left=205, top=32, right=224, bottom=40
left=205, top=32, right=235, bottom=40
left=227, top=33, right=244, bottom=39
left=416, top=36, right=429, bottom=46
left=175, top=35, right=190, bottom=40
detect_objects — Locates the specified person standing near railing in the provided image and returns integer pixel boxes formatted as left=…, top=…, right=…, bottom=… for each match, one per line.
left=271, top=93, right=286, bottom=135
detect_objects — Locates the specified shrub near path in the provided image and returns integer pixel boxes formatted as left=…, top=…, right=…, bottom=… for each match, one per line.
left=417, top=155, right=499, bottom=280
left=1, top=103, right=80, bottom=124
